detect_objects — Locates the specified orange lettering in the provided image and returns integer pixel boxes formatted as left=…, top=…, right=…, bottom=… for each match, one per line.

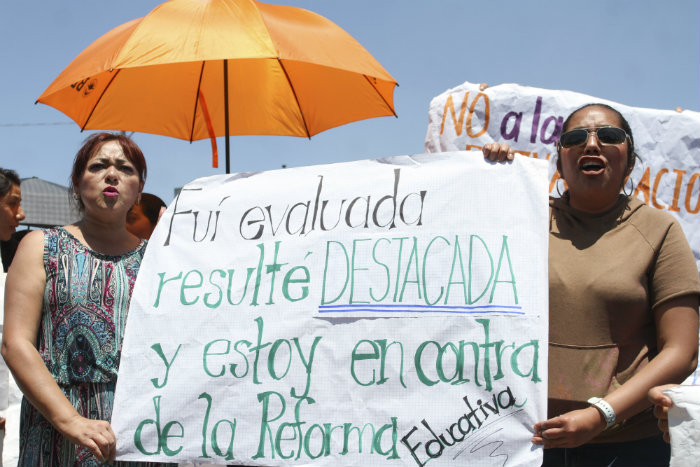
left=669, top=169, right=686, bottom=212
left=439, top=92, right=469, bottom=136
left=685, top=173, right=700, bottom=214
left=465, top=144, right=483, bottom=152
left=465, top=92, right=490, bottom=138
left=652, top=169, right=669, bottom=209
left=632, top=167, right=651, bottom=205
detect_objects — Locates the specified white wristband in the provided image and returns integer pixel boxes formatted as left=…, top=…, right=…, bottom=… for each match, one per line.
left=587, top=397, right=616, bottom=429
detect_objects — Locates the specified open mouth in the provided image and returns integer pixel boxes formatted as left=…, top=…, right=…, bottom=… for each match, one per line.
left=578, top=158, right=606, bottom=174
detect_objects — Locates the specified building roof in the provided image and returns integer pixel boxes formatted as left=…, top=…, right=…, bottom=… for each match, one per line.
left=19, top=177, right=80, bottom=228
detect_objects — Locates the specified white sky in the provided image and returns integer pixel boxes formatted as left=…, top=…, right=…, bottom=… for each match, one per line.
left=1, top=0, right=698, bottom=203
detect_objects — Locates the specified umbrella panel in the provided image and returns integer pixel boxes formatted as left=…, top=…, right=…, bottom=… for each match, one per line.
left=202, top=58, right=308, bottom=137
left=40, top=59, right=395, bottom=141
left=283, top=60, right=396, bottom=135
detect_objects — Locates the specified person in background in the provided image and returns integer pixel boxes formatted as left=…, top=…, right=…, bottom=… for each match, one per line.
left=1, top=134, right=171, bottom=466
left=0, top=169, right=25, bottom=244
left=0, top=168, right=25, bottom=466
left=1, top=230, right=30, bottom=272
left=126, top=192, right=166, bottom=240
left=483, top=103, right=699, bottom=466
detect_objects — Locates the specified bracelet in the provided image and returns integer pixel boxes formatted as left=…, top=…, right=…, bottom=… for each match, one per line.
left=587, top=397, right=616, bottom=429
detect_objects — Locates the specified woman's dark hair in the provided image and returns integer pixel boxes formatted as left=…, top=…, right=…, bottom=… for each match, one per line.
left=559, top=103, right=637, bottom=170
left=69, top=133, right=147, bottom=210
left=0, top=168, right=21, bottom=198
left=137, top=193, right=167, bottom=226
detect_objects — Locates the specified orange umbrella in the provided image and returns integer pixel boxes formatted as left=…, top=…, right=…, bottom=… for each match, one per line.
left=37, top=0, right=397, bottom=173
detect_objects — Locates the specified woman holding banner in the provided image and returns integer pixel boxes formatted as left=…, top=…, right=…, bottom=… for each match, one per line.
left=1, top=134, right=170, bottom=466
left=484, top=103, right=699, bottom=466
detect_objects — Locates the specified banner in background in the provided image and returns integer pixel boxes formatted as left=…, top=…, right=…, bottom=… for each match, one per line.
left=425, top=81, right=700, bottom=383
left=425, top=81, right=700, bottom=269
left=112, top=153, right=550, bottom=466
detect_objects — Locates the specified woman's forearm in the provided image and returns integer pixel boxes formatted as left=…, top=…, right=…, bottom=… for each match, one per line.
left=2, top=338, right=81, bottom=433
left=605, top=295, right=698, bottom=422
left=605, top=343, right=697, bottom=423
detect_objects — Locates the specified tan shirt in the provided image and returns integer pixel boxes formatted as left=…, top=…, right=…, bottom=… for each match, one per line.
left=548, top=195, right=700, bottom=442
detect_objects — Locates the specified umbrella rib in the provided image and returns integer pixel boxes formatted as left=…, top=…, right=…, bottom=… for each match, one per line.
left=277, top=58, right=311, bottom=139
left=82, top=69, right=122, bottom=131
left=189, top=62, right=207, bottom=143
left=363, top=74, right=398, bottom=118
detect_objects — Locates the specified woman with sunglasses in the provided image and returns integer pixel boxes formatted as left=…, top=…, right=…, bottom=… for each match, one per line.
left=484, top=103, right=699, bottom=466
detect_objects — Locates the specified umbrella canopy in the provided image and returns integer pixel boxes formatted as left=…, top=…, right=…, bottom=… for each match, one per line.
left=19, top=177, right=80, bottom=228
left=37, top=0, right=397, bottom=172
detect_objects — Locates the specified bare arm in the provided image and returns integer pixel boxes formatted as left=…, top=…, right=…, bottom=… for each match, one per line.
left=533, top=295, right=699, bottom=448
left=1, top=230, right=116, bottom=462
left=607, top=295, right=698, bottom=418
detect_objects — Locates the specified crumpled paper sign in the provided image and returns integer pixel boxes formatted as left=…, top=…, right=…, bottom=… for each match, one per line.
left=664, top=385, right=700, bottom=467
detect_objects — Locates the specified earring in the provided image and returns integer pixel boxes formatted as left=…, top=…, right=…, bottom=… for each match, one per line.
left=137, top=193, right=142, bottom=205
left=72, top=193, right=80, bottom=200
left=622, top=180, right=634, bottom=197
left=556, top=179, right=564, bottom=197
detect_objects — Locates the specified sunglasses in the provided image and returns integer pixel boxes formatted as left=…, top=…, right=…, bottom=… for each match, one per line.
left=558, top=126, right=630, bottom=148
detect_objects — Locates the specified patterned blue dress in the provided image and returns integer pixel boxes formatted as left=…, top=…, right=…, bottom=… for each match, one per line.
left=18, top=227, right=170, bottom=467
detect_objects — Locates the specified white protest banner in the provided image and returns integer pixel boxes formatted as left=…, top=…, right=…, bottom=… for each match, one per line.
left=664, top=386, right=700, bottom=467
left=112, top=152, right=549, bottom=466
left=425, top=81, right=700, bottom=271
left=425, top=82, right=700, bottom=385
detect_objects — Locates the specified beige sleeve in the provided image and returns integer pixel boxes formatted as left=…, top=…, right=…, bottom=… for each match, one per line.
left=651, top=219, right=700, bottom=310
